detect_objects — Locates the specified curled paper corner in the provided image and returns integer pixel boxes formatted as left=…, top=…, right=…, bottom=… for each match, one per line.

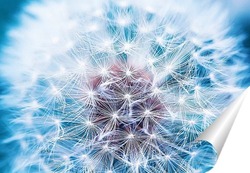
left=191, top=87, right=250, bottom=172
left=196, top=87, right=249, bottom=156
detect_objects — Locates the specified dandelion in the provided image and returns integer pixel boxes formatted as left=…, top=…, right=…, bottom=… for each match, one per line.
left=0, top=0, right=247, bottom=172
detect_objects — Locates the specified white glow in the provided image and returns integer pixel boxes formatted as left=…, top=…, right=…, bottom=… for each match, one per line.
left=36, top=134, right=44, bottom=142
left=144, top=109, right=151, bottom=115
left=156, top=37, right=164, bottom=45
left=54, top=119, right=61, bottom=126
left=165, top=64, right=173, bottom=73
left=88, top=23, right=99, bottom=31
left=123, top=43, right=133, bottom=51
left=103, top=144, right=109, bottom=150
left=117, top=18, right=130, bottom=26
left=101, top=68, right=108, bottom=75
left=124, top=94, right=131, bottom=100
left=126, top=69, right=132, bottom=76
left=51, top=86, right=60, bottom=95
left=81, top=154, right=88, bottom=160
left=30, top=101, right=40, bottom=109
left=127, top=133, right=134, bottom=139
left=189, top=120, right=196, bottom=125
left=93, top=9, right=103, bottom=17
left=152, top=87, right=161, bottom=95
left=165, top=155, right=171, bottom=160
left=103, top=39, right=113, bottom=48
left=111, top=113, right=119, bottom=119
left=149, top=133, right=156, bottom=139
left=193, top=52, right=199, bottom=59
left=87, top=91, right=95, bottom=97
left=191, top=152, right=197, bottom=157
left=194, top=85, right=200, bottom=91
left=86, top=121, right=93, bottom=126
left=139, top=26, right=152, bottom=33
left=147, top=58, right=155, bottom=65
left=178, top=97, right=185, bottom=105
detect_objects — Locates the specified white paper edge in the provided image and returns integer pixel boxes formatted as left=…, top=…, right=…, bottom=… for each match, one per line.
left=196, top=87, right=249, bottom=156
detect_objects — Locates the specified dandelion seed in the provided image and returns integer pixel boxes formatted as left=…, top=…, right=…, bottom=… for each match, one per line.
left=111, top=113, right=119, bottom=119
left=165, top=155, right=171, bottom=160
left=127, top=133, right=135, bottom=139
left=124, top=94, right=131, bottom=100
left=86, top=121, right=93, bottom=126
left=123, top=42, right=133, bottom=52
left=149, top=133, right=156, bottom=139
left=178, top=97, right=186, bottom=105
left=189, top=120, right=196, bottom=125
left=156, top=36, right=164, bottom=45
left=101, top=68, right=109, bottom=76
left=165, top=64, right=173, bottom=74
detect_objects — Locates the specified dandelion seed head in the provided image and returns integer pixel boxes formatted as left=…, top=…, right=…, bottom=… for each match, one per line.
left=0, top=0, right=247, bottom=172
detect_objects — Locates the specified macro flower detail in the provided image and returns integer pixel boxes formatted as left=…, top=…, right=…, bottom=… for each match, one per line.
left=0, top=0, right=247, bottom=173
